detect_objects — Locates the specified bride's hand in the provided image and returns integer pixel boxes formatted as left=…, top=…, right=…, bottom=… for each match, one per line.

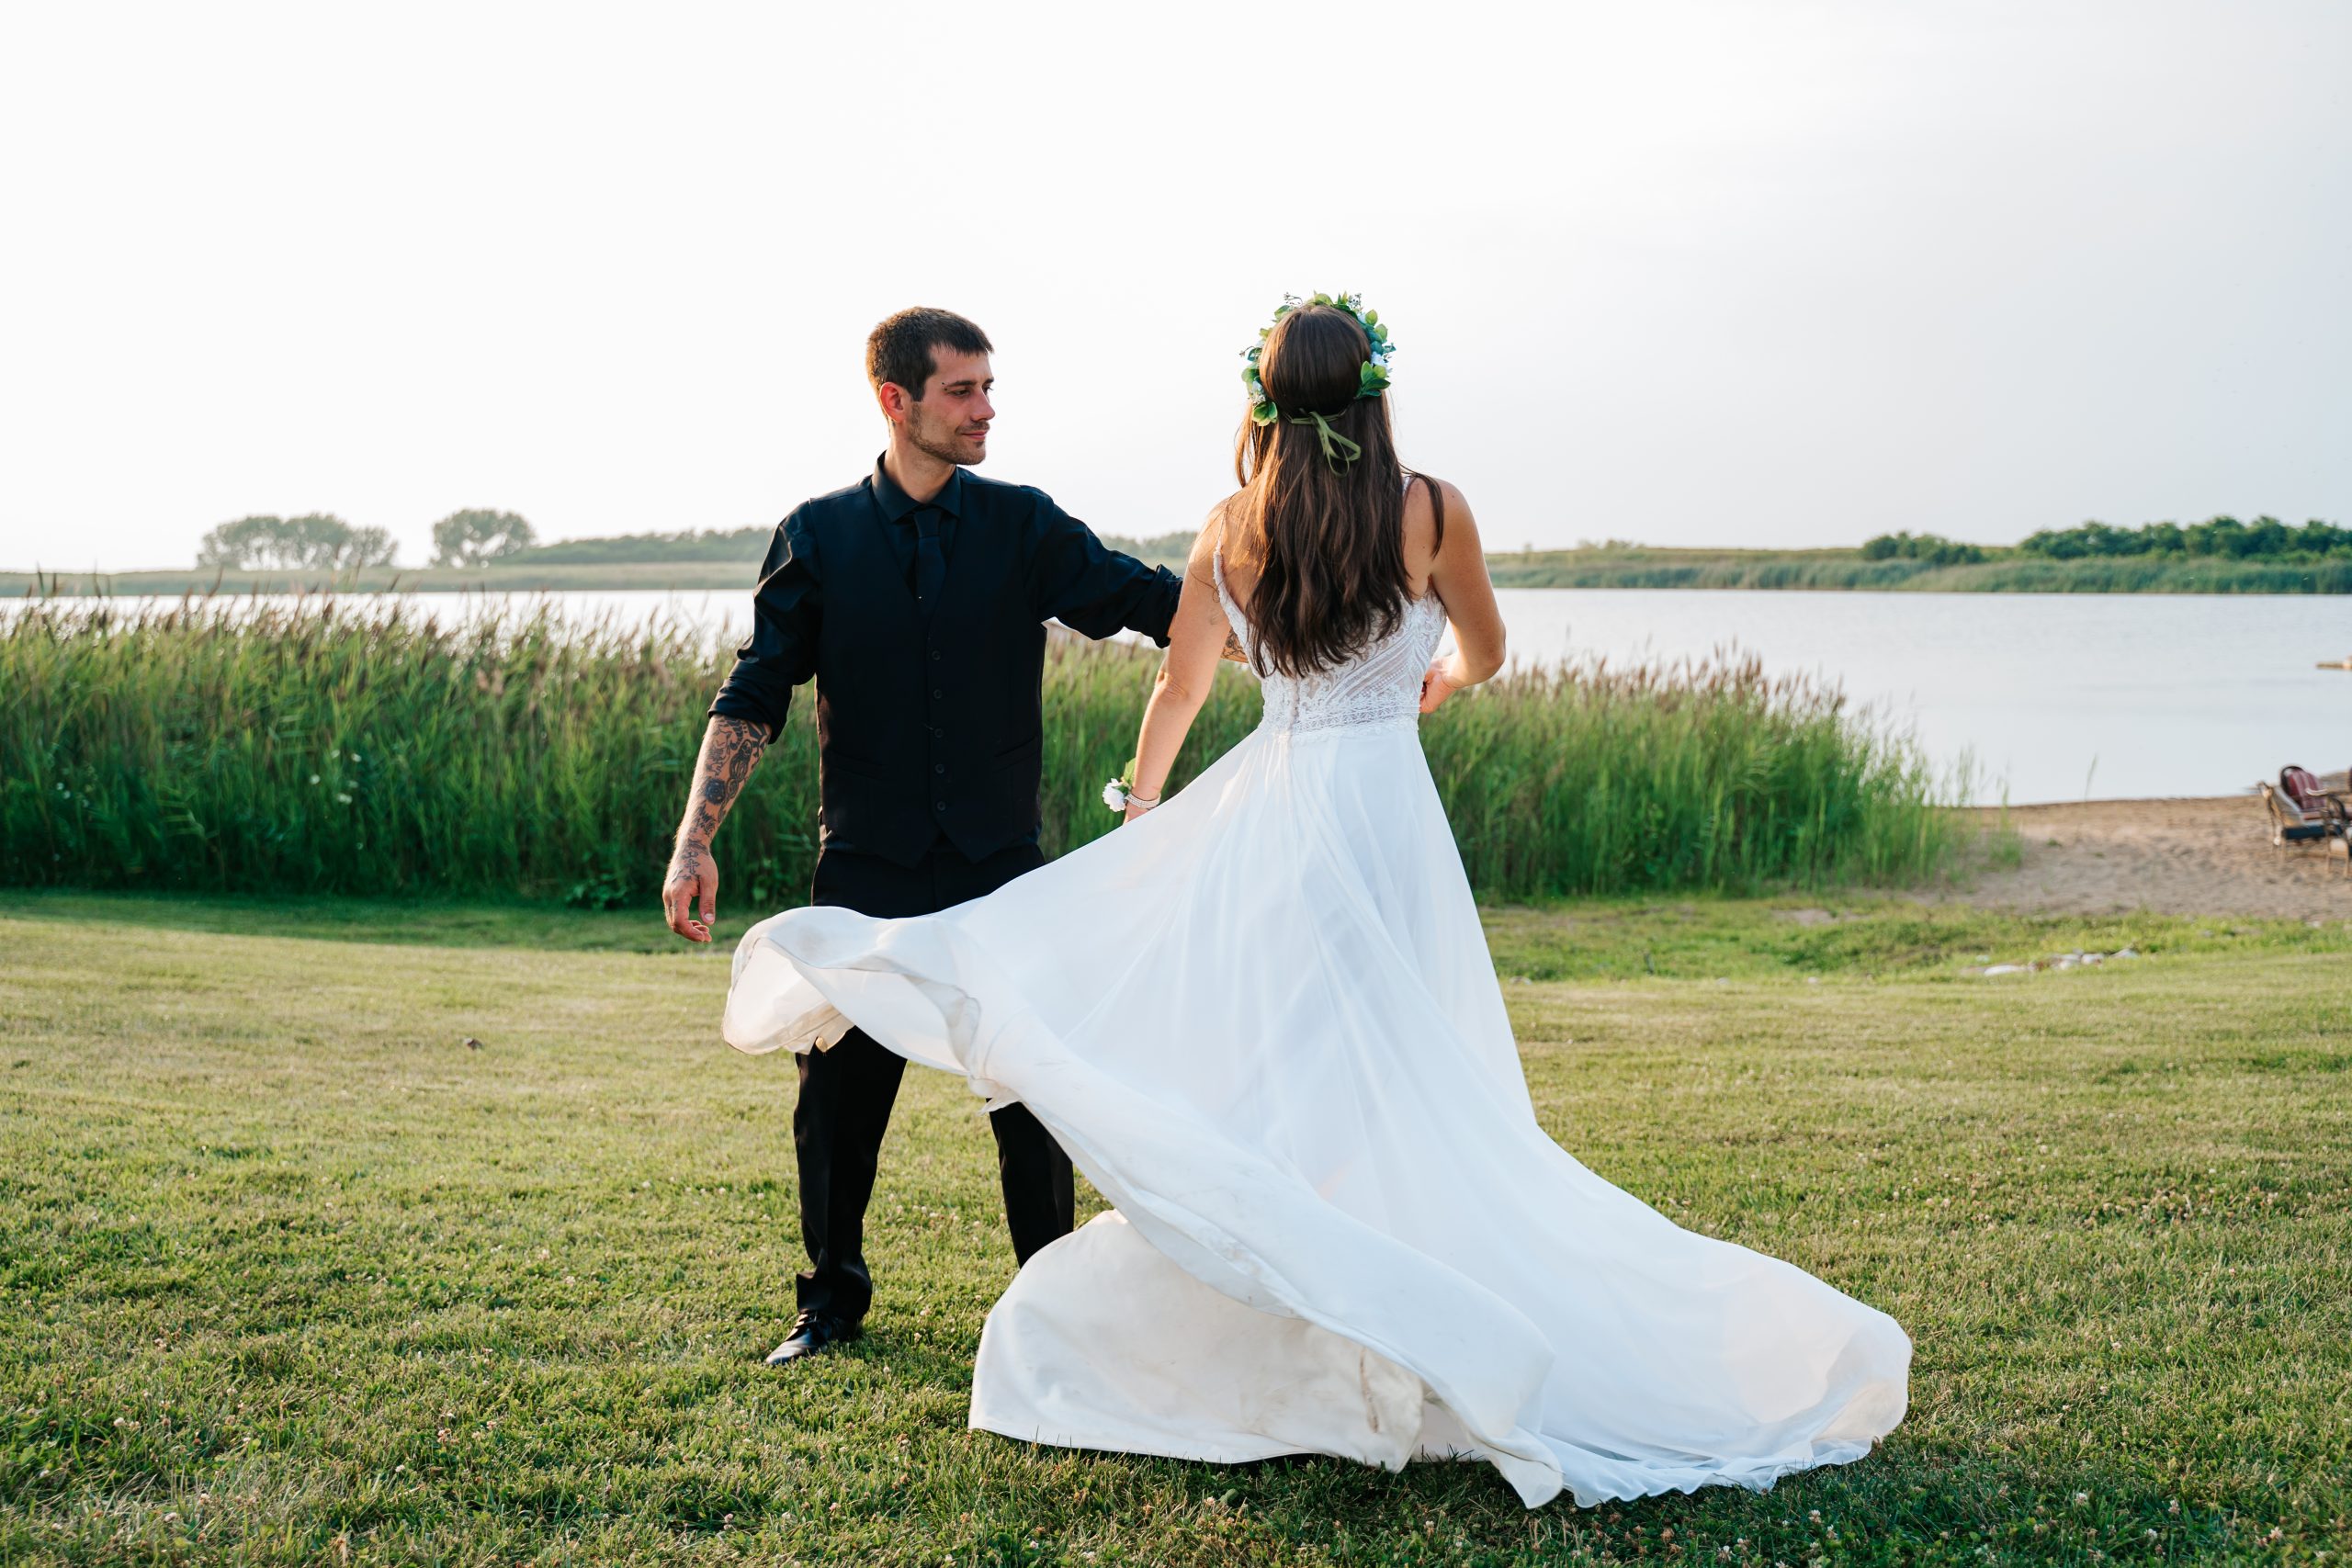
left=1122, top=801, right=1151, bottom=825
left=1419, top=658, right=1463, bottom=715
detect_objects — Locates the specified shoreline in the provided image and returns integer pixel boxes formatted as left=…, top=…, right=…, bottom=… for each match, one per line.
left=1927, top=794, right=2350, bottom=919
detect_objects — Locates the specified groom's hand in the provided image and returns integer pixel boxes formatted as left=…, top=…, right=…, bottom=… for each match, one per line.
left=663, top=846, right=718, bottom=943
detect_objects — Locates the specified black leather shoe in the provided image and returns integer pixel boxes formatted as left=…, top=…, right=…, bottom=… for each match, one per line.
left=764, top=1311, right=857, bottom=1365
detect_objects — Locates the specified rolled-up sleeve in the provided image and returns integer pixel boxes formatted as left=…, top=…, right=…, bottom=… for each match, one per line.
left=1025, top=492, right=1182, bottom=645
left=708, top=512, right=820, bottom=739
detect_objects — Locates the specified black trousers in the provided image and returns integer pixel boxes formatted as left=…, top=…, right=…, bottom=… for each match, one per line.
left=791, top=840, right=1075, bottom=1325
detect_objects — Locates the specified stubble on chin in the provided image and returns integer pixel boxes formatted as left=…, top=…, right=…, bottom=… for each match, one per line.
left=908, top=419, right=986, bottom=468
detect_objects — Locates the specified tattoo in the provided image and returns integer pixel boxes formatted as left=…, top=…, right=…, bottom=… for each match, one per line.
left=672, top=716, right=769, bottom=869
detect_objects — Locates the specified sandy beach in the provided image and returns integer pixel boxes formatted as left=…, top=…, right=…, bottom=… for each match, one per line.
left=1929, top=794, right=2352, bottom=919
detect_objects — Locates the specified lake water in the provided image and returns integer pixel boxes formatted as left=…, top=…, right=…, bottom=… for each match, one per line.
left=14, top=586, right=2349, bottom=805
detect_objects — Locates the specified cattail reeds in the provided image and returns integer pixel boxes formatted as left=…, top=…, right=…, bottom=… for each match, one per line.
left=2, top=597, right=1956, bottom=904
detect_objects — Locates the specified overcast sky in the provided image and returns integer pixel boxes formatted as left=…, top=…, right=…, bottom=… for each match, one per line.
left=3, top=1, right=2346, bottom=570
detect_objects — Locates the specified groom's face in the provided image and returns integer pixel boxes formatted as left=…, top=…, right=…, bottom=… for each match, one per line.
left=899, top=348, right=995, bottom=467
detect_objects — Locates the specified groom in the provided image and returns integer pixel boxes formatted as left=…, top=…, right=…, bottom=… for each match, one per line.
left=662, top=307, right=1182, bottom=1364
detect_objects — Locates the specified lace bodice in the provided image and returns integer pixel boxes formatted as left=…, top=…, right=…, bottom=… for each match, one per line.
left=1212, top=547, right=1447, bottom=738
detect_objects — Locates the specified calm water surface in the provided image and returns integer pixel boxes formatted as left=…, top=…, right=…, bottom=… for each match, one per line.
left=17, top=586, right=2349, bottom=805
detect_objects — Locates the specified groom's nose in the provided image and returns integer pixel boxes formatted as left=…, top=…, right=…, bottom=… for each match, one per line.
left=971, top=389, right=995, bottom=424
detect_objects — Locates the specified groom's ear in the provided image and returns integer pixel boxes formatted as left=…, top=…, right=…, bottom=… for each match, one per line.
left=876, top=379, right=913, bottom=425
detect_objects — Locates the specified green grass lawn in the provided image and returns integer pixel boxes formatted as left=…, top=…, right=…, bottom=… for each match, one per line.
left=2, top=893, right=2346, bottom=1564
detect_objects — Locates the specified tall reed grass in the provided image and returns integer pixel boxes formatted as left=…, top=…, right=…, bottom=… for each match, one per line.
left=2, top=598, right=1958, bottom=905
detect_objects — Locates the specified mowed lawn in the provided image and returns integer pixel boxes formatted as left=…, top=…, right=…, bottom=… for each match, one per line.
left=2, top=894, right=2347, bottom=1565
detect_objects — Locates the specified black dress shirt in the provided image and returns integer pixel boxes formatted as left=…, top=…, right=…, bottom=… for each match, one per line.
left=707, top=457, right=1182, bottom=863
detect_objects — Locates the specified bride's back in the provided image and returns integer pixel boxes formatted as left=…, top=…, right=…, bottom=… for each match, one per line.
left=1212, top=513, right=1448, bottom=739
left=1216, top=304, right=1442, bottom=682
left=1215, top=475, right=1445, bottom=617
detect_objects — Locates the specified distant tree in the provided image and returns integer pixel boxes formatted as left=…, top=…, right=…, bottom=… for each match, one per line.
left=2296, top=519, right=2350, bottom=557
left=1860, top=530, right=1985, bottom=566
left=2244, top=515, right=2291, bottom=558
left=431, top=510, right=537, bottom=568
left=337, top=525, right=400, bottom=568
left=197, top=515, right=288, bottom=568
left=2081, top=522, right=2144, bottom=557
left=2185, top=516, right=2245, bottom=558
left=194, top=513, right=393, bottom=570
left=2018, top=525, right=2087, bottom=560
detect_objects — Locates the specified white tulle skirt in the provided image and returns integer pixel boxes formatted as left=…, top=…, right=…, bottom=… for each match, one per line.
left=723, top=721, right=1909, bottom=1508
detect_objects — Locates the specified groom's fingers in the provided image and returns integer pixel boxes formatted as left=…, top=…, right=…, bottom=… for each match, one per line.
left=663, top=884, right=704, bottom=942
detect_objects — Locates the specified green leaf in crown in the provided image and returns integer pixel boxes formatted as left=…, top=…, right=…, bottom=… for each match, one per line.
left=1237, top=288, right=1396, bottom=429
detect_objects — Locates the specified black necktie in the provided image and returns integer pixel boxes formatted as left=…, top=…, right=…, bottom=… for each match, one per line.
left=913, top=510, right=946, bottom=617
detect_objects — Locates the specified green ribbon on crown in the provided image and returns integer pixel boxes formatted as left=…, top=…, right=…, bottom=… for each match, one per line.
left=1290, top=409, right=1363, bottom=471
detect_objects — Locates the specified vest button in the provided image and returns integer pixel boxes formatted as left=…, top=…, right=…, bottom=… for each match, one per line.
left=934, top=800, right=947, bottom=812
left=932, top=689, right=944, bottom=700
left=933, top=763, right=945, bottom=774
left=931, top=649, right=943, bottom=661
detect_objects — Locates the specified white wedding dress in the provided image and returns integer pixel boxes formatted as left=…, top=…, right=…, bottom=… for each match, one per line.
left=722, top=547, right=1910, bottom=1509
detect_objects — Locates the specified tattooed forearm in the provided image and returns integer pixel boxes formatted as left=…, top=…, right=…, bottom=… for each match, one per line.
left=673, top=716, right=770, bottom=863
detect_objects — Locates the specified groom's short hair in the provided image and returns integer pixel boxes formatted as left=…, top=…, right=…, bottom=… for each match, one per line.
left=866, top=308, right=993, bottom=401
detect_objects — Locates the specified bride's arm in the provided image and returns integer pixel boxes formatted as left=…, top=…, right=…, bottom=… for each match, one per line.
left=1123, top=518, right=1233, bottom=822
left=1419, top=479, right=1507, bottom=713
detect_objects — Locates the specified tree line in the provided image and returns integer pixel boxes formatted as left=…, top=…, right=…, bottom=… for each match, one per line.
left=1860, top=516, right=2348, bottom=565
left=2016, top=515, right=2350, bottom=560
left=189, top=518, right=1195, bottom=571
left=195, top=510, right=539, bottom=570
left=192, top=511, right=2346, bottom=578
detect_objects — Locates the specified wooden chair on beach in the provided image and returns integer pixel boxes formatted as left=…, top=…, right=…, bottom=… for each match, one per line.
left=2260, top=778, right=2350, bottom=876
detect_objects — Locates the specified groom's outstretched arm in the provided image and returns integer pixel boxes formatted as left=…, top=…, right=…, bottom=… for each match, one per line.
left=1023, top=496, right=1182, bottom=645
left=666, top=513, right=820, bottom=942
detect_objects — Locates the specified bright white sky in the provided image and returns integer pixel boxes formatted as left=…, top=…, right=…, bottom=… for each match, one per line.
left=3, top=1, right=2346, bottom=570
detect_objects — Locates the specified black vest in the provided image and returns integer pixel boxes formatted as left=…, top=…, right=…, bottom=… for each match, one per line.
left=808, top=503, right=1052, bottom=867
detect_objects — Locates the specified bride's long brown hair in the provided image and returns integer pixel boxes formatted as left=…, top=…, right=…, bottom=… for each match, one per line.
left=1228, top=303, right=1444, bottom=679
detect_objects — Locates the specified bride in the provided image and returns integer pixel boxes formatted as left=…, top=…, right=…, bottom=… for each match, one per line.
left=722, top=293, right=1910, bottom=1508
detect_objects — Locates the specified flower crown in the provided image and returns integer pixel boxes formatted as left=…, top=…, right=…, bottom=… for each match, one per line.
left=1241, top=291, right=1394, bottom=427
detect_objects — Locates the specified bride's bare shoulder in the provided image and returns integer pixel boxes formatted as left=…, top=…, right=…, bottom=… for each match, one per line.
left=1402, top=472, right=1467, bottom=580
left=1205, top=490, right=1250, bottom=539
left=1185, top=492, right=1250, bottom=583
left=1191, top=491, right=1250, bottom=564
